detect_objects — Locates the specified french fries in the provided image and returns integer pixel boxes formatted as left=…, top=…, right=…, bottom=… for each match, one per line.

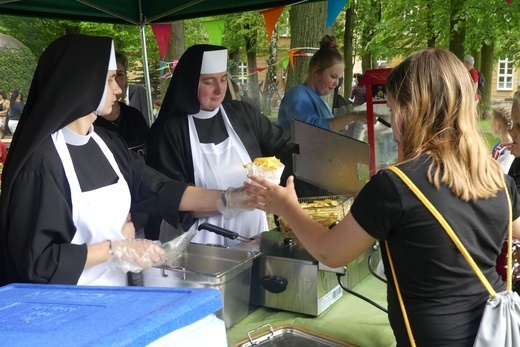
left=244, top=156, right=281, bottom=170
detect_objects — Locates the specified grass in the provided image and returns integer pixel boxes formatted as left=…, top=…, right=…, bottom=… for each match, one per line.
left=480, top=118, right=498, bottom=151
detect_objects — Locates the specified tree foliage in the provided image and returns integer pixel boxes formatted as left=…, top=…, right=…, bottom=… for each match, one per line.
left=0, top=43, right=36, bottom=95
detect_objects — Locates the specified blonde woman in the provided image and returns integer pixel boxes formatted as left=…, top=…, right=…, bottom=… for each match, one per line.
left=246, top=48, right=520, bottom=346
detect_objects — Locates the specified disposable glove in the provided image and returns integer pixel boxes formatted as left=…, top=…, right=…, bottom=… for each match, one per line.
left=106, top=239, right=165, bottom=273
left=217, top=186, right=254, bottom=219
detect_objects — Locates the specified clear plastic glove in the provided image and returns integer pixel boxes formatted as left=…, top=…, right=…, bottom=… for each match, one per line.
left=106, top=239, right=165, bottom=273
left=217, top=186, right=254, bottom=220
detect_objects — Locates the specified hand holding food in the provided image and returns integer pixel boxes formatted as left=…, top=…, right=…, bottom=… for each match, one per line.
left=245, top=174, right=300, bottom=217
left=217, top=186, right=254, bottom=219
left=244, top=156, right=285, bottom=185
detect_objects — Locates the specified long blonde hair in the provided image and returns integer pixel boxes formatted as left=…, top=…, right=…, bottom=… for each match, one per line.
left=386, top=48, right=504, bottom=201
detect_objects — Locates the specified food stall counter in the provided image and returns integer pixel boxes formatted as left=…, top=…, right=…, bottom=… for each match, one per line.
left=227, top=275, right=396, bottom=347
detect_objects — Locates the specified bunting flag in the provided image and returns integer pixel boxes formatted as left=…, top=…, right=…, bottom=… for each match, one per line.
left=202, top=19, right=225, bottom=45
left=158, top=60, right=178, bottom=79
left=326, top=0, right=349, bottom=28
left=249, top=67, right=268, bottom=72
left=151, top=23, right=172, bottom=60
left=260, top=6, right=285, bottom=42
left=289, top=47, right=318, bottom=69
left=281, top=57, right=289, bottom=70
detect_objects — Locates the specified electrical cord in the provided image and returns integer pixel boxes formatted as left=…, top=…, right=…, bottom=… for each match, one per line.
left=336, top=273, right=388, bottom=313
left=368, top=249, right=387, bottom=284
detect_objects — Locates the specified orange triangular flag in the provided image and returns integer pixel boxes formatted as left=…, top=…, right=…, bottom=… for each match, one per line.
left=260, top=6, right=285, bottom=42
left=289, top=48, right=301, bottom=69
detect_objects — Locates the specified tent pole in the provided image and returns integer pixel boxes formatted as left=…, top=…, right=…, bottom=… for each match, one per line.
left=140, top=24, right=154, bottom=126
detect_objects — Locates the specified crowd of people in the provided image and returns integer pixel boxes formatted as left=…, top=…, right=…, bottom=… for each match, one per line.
left=0, top=32, right=519, bottom=347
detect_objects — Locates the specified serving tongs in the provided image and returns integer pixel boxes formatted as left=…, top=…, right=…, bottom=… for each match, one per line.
left=160, top=229, right=198, bottom=265
left=160, top=222, right=255, bottom=264
left=198, top=222, right=255, bottom=242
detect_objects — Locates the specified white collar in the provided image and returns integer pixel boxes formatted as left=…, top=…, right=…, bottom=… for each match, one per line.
left=191, top=107, right=219, bottom=120
left=62, top=125, right=93, bottom=146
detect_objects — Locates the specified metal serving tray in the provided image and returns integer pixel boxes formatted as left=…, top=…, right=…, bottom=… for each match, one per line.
left=233, top=324, right=356, bottom=347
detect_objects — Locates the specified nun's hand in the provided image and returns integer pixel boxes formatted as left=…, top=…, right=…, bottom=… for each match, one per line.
left=217, top=186, right=254, bottom=219
left=107, top=239, right=165, bottom=273
left=121, top=213, right=135, bottom=239
left=245, top=175, right=299, bottom=217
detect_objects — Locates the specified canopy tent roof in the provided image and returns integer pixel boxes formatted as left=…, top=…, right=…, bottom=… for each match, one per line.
left=0, top=0, right=321, bottom=124
left=0, top=0, right=318, bottom=25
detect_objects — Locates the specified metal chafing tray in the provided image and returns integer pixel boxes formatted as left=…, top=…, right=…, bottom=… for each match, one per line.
left=233, top=324, right=357, bottom=347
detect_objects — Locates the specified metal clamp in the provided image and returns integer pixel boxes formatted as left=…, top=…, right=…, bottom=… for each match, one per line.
left=160, top=266, right=187, bottom=280
left=247, top=324, right=275, bottom=345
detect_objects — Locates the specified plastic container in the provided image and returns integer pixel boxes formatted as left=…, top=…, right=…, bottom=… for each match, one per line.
left=0, top=283, right=227, bottom=347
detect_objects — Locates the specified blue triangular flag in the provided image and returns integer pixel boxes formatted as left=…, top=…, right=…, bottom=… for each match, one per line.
left=326, top=0, right=349, bottom=28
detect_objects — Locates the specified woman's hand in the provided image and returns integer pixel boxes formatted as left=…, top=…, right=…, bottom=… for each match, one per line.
left=121, top=213, right=135, bottom=239
left=245, top=174, right=300, bottom=217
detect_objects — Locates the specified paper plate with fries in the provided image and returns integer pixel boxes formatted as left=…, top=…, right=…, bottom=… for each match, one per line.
left=244, top=156, right=285, bottom=185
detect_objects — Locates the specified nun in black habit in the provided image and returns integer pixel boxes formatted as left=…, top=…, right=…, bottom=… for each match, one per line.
left=0, top=35, right=246, bottom=286
left=147, top=44, right=297, bottom=246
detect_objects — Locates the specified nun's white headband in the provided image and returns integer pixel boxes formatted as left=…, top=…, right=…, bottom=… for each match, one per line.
left=96, top=41, right=117, bottom=115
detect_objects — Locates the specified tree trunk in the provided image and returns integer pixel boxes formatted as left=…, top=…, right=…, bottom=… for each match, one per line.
left=261, top=27, right=279, bottom=116
left=344, top=6, right=355, bottom=100
left=480, top=42, right=494, bottom=119
left=229, top=49, right=240, bottom=78
left=244, top=24, right=260, bottom=106
left=286, top=2, right=328, bottom=92
left=426, top=3, right=436, bottom=47
left=161, top=21, right=185, bottom=100
left=448, top=0, right=465, bottom=59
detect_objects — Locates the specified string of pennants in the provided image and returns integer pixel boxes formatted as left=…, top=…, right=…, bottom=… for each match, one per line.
left=157, top=47, right=319, bottom=80
left=151, top=0, right=348, bottom=78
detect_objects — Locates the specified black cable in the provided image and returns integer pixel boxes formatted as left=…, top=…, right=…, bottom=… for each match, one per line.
left=368, top=251, right=387, bottom=284
left=336, top=273, right=388, bottom=313
left=377, top=117, right=392, bottom=128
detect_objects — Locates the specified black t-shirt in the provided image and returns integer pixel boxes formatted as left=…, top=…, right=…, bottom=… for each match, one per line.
left=351, top=155, right=520, bottom=346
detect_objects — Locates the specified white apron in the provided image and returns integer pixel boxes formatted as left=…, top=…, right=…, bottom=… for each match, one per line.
left=52, top=127, right=131, bottom=286
left=161, top=106, right=267, bottom=246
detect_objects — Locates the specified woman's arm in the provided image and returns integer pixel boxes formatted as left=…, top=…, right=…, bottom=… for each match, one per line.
left=246, top=175, right=376, bottom=267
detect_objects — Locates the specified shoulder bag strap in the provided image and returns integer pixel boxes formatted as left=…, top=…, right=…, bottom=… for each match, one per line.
left=385, top=241, right=417, bottom=347
left=388, top=165, right=513, bottom=294
left=385, top=165, right=512, bottom=347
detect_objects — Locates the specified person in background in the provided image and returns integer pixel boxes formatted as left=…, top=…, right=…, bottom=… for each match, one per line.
left=0, top=34, right=252, bottom=286
left=147, top=44, right=298, bottom=245
left=0, top=139, right=6, bottom=179
left=246, top=47, right=520, bottom=346
left=333, top=77, right=348, bottom=107
left=94, top=51, right=149, bottom=158
left=115, top=50, right=151, bottom=126
left=231, top=79, right=261, bottom=111
left=277, top=35, right=365, bottom=134
left=0, top=90, right=9, bottom=138
left=350, top=73, right=367, bottom=106
left=506, top=96, right=520, bottom=189
left=463, top=55, right=480, bottom=103
left=490, top=103, right=514, bottom=173
left=153, top=99, right=162, bottom=120
left=351, top=73, right=360, bottom=88
left=7, top=90, right=23, bottom=134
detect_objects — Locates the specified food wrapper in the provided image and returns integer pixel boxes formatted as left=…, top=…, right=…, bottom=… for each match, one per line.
left=244, top=156, right=285, bottom=186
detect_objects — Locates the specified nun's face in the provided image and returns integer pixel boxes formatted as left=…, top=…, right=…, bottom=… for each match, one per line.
left=198, top=71, right=228, bottom=111
left=100, top=70, right=123, bottom=116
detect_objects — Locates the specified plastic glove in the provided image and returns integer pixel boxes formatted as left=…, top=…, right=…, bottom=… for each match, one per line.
left=106, top=239, right=165, bottom=273
left=217, top=186, right=254, bottom=220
